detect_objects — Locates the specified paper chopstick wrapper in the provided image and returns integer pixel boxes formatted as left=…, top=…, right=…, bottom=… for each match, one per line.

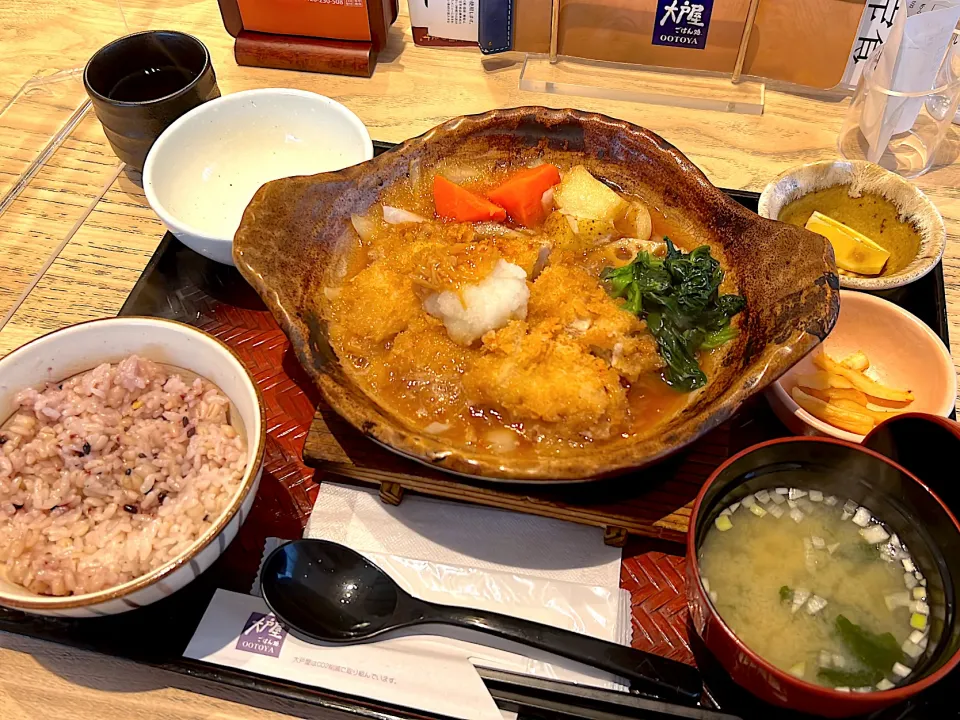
left=185, top=589, right=505, bottom=720
left=302, top=483, right=630, bottom=687
left=183, top=483, right=633, bottom=717
left=859, top=1, right=960, bottom=161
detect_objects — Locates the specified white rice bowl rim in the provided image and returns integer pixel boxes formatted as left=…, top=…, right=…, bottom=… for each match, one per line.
left=0, top=316, right=266, bottom=610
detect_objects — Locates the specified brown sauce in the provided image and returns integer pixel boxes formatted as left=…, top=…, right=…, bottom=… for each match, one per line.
left=779, top=186, right=921, bottom=276
left=325, top=163, right=724, bottom=457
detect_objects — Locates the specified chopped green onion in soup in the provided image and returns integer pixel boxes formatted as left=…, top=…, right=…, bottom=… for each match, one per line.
left=700, top=487, right=932, bottom=690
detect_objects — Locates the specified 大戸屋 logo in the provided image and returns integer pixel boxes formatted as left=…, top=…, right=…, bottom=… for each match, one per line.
left=652, top=0, right=714, bottom=50
left=236, top=612, right=287, bottom=657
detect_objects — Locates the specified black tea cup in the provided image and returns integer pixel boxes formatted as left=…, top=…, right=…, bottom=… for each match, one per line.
left=84, top=30, right=220, bottom=172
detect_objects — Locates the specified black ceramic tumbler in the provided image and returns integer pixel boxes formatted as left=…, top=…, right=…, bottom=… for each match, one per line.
left=83, top=30, right=219, bottom=172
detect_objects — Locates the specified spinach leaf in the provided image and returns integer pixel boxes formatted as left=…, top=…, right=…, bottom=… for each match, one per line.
left=603, top=239, right=746, bottom=391
left=701, top=325, right=740, bottom=351
left=779, top=585, right=792, bottom=603
left=835, top=615, right=902, bottom=671
left=817, top=667, right=884, bottom=688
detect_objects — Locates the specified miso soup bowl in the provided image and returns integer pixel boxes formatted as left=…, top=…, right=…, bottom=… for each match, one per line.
left=686, top=428, right=960, bottom=717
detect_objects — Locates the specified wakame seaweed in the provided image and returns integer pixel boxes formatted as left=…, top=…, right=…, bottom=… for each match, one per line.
left=834, top=615, right=903, bottom=671
left=603, top=239, right=746, bottom=391
left=817, top=667, right=884, bottom=688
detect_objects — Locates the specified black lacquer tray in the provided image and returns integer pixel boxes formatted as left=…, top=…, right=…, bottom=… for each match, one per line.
left=0, top=140, right=954, bottom=720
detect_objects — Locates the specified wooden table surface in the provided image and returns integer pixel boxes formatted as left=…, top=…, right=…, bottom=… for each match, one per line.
left=1, top=0, right=959, bottom=717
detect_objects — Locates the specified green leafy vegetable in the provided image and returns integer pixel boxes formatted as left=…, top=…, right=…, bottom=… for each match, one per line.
left=839, top=542, right=879, bottom=564
left=817, top=667, right=883, bottom=688
left=603, top=240, right=746, bottom=391
left=701, top=325, right=740, bottom=350
left=835, top=615, right=902, bottom=671
left=779, top=585, right=792, bottom=603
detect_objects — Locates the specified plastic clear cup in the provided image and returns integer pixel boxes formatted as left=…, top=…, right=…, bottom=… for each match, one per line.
left=839, top=32, right=960, bottom=179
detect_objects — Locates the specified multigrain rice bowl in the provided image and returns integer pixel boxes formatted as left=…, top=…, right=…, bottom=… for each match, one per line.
left=0, top=355, right=247, bottom=596
left=0, top=316, right=264, bottom=616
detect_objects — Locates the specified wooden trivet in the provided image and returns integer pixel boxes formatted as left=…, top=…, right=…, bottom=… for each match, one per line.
left=303, top=405, right=739, bottom=546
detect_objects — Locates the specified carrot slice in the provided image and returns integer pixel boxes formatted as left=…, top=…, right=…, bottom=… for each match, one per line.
left=487, top=164, right=561, bottom=227
left=433, top=175, right=506, bottom=222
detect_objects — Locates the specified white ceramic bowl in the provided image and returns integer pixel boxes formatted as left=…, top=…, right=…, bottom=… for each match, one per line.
left=0, top=317, right=265, bottom=616
left=144, top=88, right=374, bottom=265
left=767, top=291, right=956, bottom=443
left=758, top=160, right=946, bottom=291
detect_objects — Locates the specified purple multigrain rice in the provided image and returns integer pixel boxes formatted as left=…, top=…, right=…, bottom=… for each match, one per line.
left=0, top=355, right=247, bottom=597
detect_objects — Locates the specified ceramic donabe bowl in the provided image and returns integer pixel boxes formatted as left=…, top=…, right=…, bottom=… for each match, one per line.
left=234, top=107, right=839, bottom=482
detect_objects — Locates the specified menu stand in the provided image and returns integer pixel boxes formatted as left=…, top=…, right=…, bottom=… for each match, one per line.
left=518, top=56, right=766, bottom=115
left=517, top=0, right=767, bottom=115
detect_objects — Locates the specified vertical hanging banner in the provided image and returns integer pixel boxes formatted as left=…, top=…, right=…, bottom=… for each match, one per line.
left=652, top=0, right=715, bottom=49
left=841, top=0, right=902, bottom=87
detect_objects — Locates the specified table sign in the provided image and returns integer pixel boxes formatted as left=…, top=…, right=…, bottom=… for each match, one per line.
left=411, top=1, right=867, bottom=115
left=409, top=0, right=479, bottom=46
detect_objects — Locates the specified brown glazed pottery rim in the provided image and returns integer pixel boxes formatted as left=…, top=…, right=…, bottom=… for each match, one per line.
left=234, top=107, right=839, bottom=482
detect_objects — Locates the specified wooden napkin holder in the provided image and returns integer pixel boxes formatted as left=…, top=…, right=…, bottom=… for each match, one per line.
left=217, top=0, right=398, bottom=78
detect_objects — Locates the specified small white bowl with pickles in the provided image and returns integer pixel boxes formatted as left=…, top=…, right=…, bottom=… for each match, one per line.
left=758, top=160, right=945, bottom=291
left=767, top=290, right=956, bottom=443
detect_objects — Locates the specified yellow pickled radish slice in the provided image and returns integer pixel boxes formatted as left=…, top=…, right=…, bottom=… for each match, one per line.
left=805, top=211, right=890, bottom=276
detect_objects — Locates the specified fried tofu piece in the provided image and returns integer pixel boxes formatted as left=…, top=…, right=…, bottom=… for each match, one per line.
left=463, top=321, right=628, bottom=437
left=528, top=266, right=664, bottom=380
left=330, top=264, right=421, bottom=353
left=376, top=316, right=473, bottom=422
left=486, top=232, right=546, bottom=279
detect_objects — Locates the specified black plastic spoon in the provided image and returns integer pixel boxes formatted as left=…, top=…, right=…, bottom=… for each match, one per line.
left=260, top=539, right=703, bottom=705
